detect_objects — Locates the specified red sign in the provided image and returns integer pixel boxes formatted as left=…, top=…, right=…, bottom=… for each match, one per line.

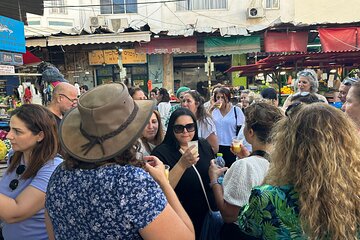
left=135, top=37, right=197, bottom=54
left=264, top=31, right=308, bottom=52
left=319, top=27, right=357, bottom=52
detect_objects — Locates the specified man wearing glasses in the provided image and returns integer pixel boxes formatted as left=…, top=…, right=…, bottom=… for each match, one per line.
left=338, top=77, right=358, bottom=104
left=48, top=82, right=79, bottom=127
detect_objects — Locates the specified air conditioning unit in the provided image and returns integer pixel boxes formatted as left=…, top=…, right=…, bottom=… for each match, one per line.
left=247, top=7, right=264, bottom=18
left=89, top=16, right=107, bottom=27
left=109, top=18, right=129, bottom=32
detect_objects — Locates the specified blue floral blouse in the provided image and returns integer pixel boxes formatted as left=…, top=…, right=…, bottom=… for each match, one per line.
left=238, top=184, right=305, bottom=239
left=46, top=163, right=167, bottom=240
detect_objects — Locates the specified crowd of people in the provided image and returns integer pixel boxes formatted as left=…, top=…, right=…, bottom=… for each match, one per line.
left=0, top=68, right=359, bottom=240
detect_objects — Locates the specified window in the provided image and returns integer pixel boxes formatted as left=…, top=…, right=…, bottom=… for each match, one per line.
left=100, top=0, right=137, bottom=14
left=50, top=0, right=66, bottom=14
left=265, top=0, right=279, bottom=9
left=177, top=0, right=227, bottom=11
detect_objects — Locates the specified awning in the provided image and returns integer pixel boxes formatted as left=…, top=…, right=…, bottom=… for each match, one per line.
left=26, top=31, right=151, bottom=47
left=319, top=27, right=359, bottom=52
left=23, top=51, right=42, bottom=65
left=226, top=50, right=360, bottom=76
left=204, top=36, right=260, bottom=57
left=135, top=37, right=197, bottom=54
left=264, top=31, right=308, bottom=52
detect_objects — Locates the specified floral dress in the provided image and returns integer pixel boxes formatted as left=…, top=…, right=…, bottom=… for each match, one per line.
left=46, top=164, right=167, bottom=240
left=238, top=184, right=306, bottom=239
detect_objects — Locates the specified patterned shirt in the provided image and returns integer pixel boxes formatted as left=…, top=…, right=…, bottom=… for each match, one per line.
left=238, top=184, right=305, bottom=239
left=46, top=163, right=167, bottom=240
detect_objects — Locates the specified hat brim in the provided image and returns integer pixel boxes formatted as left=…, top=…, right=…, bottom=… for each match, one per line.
left=59, top=99, right=155, bottom=162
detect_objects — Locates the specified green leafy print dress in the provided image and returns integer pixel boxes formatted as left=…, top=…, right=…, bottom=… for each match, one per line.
left=238, top=184, right=306, bottom=240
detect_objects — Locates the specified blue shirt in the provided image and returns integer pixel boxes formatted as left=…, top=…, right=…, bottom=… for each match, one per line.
left=0, top=152, right=62, bottom=240
left=46, top=164, right=167, bottom=240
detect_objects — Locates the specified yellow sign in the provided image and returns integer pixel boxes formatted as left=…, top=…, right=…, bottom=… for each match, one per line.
left=88, top=50, right=105, bottom=65
left=122, top=49, right=147, bottom=64
left=89, top=49, right=147, bottom=65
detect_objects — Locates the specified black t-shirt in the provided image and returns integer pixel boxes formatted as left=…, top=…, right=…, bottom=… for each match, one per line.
left=152, top=138, right=216, bottom=238
left=52, top=113, right=62, bottom=128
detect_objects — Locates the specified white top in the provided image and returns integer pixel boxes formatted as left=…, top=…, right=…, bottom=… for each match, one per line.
left=138, top=138, right=156, bottom=156
left=197, top=116, right=217, bottom=139
left=212, top=106, right=245, bottom=146
left=157, top=102, right=172, bottom=132
left=223, top=155, right=269, bottom=207
left=236, top=125, right=253, bottom=152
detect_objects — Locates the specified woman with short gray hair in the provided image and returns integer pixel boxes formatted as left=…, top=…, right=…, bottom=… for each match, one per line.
left=282, top=69, right=328, bottom=110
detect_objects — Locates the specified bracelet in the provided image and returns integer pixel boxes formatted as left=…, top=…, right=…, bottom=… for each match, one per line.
left=209, top=180, right=221, bottom=188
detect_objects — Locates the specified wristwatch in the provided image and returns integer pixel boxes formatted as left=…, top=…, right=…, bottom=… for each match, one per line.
left=209, top=178, right=222, bottom=188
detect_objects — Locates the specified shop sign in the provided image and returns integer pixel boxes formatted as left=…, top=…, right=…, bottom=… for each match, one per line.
left=135, top=38, right=197, bottom=55
left=0, top=65, right=15, bottom=74
left=0, top=51, right=23, bottom=66
left=89, top=49, right=146, bottom=65
left=0, top=16, right=25, bottom=53
left=122, top=49, right=146, bottom=64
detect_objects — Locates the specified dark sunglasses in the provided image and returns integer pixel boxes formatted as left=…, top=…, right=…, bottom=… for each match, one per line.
left=9, top=164, right=26, bottom=191
left=342, top=78, right=358, bottom=86
left=173, top=123, right=195, bottom=134
left=285, top=102, right=302, bottom=117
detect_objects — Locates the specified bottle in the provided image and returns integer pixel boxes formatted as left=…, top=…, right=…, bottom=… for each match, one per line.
left=215, top=153, right=225, bottom=184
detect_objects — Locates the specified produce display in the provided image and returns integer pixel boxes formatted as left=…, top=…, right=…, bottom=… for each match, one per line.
left=280, top=86, right=294, bottom=95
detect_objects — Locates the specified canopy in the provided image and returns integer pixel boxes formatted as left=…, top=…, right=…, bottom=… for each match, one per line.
left=226, top=50, right=360, bottom=76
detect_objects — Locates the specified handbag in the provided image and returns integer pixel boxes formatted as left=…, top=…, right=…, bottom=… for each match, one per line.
left=192, top=165, right=223, bottom=240
left=234, top=107, right=242, bottom=136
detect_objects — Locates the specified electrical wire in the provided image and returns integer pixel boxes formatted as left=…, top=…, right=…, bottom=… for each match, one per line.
left=163, top=3, right=187, bottom=27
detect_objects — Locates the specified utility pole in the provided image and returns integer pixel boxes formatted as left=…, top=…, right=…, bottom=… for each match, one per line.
left=116, top=47, right=126, bottom=83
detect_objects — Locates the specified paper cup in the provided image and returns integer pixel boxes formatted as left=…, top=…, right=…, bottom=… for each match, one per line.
left=188, top=140, right=199, bottom=156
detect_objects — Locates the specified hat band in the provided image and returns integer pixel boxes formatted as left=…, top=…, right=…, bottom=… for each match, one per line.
left=79, top=103, right=139, bottom=156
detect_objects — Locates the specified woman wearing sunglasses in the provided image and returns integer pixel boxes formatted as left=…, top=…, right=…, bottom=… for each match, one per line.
left=181, top=90, right=219, bottom=153
left=0, top=104, right=62, bottom=239
left=282, top=69, right=328, bottom=111
left=152, top=108, right=216, bottom=239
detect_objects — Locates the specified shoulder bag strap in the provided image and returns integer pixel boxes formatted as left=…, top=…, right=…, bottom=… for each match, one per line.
left=234, top=106, right=238, bottom=127
left=192, top=165, right=213, bottom=212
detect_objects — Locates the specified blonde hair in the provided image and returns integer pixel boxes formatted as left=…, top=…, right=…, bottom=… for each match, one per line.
left=266, top=103, right=360, bottom=239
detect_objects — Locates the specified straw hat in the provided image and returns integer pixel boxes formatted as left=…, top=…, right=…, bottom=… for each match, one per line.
left=59, top=83, right=155, bottom=162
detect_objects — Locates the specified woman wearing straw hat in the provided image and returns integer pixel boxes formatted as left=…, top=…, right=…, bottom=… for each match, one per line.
left=45, top=83, right=195, bottom=240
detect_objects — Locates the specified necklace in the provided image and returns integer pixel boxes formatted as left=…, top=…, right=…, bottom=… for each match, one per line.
left=250, top=150, right=270, bottom=161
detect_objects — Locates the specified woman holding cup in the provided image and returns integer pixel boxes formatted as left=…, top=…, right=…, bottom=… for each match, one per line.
left=209, top=102, right=283, bottom=239
left=152, top=108, right=216, bottom=239
left=211, top=87, right=245, bottom=167
left=181, top=90, right=219, bottom=153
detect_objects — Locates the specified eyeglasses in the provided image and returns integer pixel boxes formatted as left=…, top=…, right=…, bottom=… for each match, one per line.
left=285, top=102, right=302, bottom=117
left=292, top=92, right=310, bottom=98
left=59, top=94, right=78, bottom=103
left=9, top=164, right=26, bottom=191
left=342, top=78, right=358, bottom=86
left=173, top=123, right=195, bottom=134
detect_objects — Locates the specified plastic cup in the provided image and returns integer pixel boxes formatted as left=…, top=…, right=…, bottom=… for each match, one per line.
left=164, top=164, right=170, bottom=179
left=188, top=140, right=199, bottom=156
left=232, top=138, right=243, bottom=153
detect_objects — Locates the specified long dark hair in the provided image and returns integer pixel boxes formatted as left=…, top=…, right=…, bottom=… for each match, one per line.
left=162, top=108, right=199, bottom=149
left=8, top=104, right=59, bottom=179
left=158, top=88, right=170, bottom=102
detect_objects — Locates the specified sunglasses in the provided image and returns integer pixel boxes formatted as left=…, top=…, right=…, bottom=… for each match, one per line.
left=285, top=102, right=302, bottom=117
left=342, top=78, right=358, bottom=86
left=292, top=92, right=310, bottom=98
left=59, top=94, right=78, bottom=104
left=173, top=123, right=195, bottom=134
left=9, top=164, right=26, bottom=191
